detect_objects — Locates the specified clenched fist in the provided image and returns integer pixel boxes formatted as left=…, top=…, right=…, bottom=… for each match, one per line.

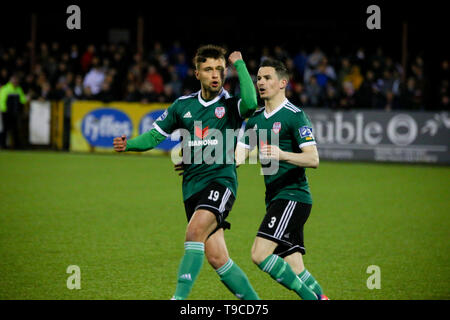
left=228, top=51, right=243, bottom=65
left=113, top=134, right=127, bottom=152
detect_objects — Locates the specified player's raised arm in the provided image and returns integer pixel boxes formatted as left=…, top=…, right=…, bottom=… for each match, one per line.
left=228, top=51, right=258, bottom=118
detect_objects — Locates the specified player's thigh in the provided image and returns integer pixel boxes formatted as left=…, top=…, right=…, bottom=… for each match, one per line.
left=251, top=236, right=278, bottom=265
left=185, top=209, right=218, bottom=242
left=283, top=251, right=305, bottom=275
left=205, top=228, right=230, bottom=269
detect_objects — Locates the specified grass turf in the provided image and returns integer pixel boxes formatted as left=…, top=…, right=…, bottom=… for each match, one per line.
left=0, top=150, right=449, bottom=300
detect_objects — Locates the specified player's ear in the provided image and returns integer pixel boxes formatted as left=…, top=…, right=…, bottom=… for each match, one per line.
left=194, top=69, right=200, bottom=80
left=280, top=78, right=288, bottom=90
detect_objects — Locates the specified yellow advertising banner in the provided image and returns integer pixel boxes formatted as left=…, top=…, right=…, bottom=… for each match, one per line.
left=70, top=101, right=173, bottom=153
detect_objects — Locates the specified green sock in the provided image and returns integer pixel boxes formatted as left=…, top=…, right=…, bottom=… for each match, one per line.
left=258, top=254, right=318, bottom=300
left=298, top=269, right=324, bottom=296
left=172, top=242, right=205, bottom=300
left=216, top=259, right=260, bottom=300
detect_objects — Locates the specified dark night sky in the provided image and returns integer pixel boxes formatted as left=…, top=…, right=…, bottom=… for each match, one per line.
left=0, top=0, right=445, bottom=57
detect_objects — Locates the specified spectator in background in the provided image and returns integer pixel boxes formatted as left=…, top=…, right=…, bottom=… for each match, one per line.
left=0, top=68, right=9, bottom=85
left=73, top=74, right=84, bottom=99
left=69, top=44, right=80, bottom=74
left=338, top=81, right=357, bottom=110
left=439, top=94, right=449, bottom=110
left=146, top=65, right=164, bottom=95
left=22, top=74, right=39, bottom=99
left=305, top=75, right=323, bottom=107
left=314, top=57, right=336, bottom=91
left=81, top=86, right=94, bottom=100
left=273, top=45, right=289, bottom=62
left=140, top=82, right=158, bottom=104
left=83, top=57, right=105, bottom=95
left=307, top=46, right=325, bottom=70
left=159, top=84, right=177, bottom=103
left=357, top=70, right=376, bottom=108
left=95, top=82, right=114, bottom=103
left=182, top=68, right=198, bottom=94
left=0, top=41, right=438, bottom=111
left=354, top=47, right=367, bottom=73
left=81, top=44, right=95, bottom=73
left=166, top=66, right=183, bottom=97
left=337, top=57, right=352, bottom=87
left=174, top=53, right=189, bottom=80
left=293, top=49, right=307, bottom=80
left=324, top=83, right=339, bottom=109
left=125, top=83, right=141, bottom=102
left=383, top=90, right=395, bottom=111
left=168, top=40, right=185, bottom=62
left=0, top=75, right=28, bottom=149
left=438, top=59, right=449, bottom=97
left=343, top=65, right=363, bottom=92
left=399, top=77, right=423, bottom=110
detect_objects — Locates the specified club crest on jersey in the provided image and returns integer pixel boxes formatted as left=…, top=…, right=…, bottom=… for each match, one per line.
left=299, top=126, right=313, bottom=138
left=215, top=107, right=225, bottom=119
left=272, top=122, right=282, bottom=134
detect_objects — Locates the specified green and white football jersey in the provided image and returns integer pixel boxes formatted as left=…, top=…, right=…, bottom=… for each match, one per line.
left=154, top=89, right=246, bottom=201
left=239, top=99, right=316, bottom=206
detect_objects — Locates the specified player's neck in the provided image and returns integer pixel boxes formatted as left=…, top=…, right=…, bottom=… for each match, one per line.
left=264, top=93, right=287, bottom=113
left=200, top=87, right=221, bottom=101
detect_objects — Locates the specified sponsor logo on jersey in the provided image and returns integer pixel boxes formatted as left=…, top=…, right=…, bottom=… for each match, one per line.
left=189, top=125, right=218, bottom=147
left=215, top=106, right=225, bottom=119
left=299, top=126, right=314, bottom=139
left=188, top=140, right=219, bottom=147
left=195, top=125, right=209, bottom=139
left=272, top=122, right=282, bottom=134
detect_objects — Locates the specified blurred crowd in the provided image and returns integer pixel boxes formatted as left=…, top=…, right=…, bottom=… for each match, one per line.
left=0, top=40, right=449, bottom=111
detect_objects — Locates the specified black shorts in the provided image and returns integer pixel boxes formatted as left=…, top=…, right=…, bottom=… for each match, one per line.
left=257, top=199, right=312, bottom=257
left=184, top=182, right=235, bottom=235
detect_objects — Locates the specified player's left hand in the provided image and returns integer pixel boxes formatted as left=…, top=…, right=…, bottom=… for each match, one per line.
left=260, top=144, right=285, bottom=161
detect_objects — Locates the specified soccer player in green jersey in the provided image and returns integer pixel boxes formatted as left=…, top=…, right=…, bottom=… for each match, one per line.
left=113, top=45, right=260, bottom=300
left=236, top=58, right=329, bottom=300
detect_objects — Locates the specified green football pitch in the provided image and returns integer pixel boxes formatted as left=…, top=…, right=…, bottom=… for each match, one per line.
left=0, top=150, right=449, bottom=300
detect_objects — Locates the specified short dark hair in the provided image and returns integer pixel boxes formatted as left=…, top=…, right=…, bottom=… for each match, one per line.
left=193, top=45, right=227, bottom=69
left=259, top=58, right=289, bottom=80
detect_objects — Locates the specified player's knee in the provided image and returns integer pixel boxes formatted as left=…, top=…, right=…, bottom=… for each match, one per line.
left=186, top=210, right=217, bottom=242
left=251, top=249, right=269, bottom=266
left=185, top=224, right=207, bottom=242
left=206, top=252, right=228, bottom=270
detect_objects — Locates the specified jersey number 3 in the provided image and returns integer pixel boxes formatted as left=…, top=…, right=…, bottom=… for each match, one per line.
left=268, top=217, right=277, bottom=228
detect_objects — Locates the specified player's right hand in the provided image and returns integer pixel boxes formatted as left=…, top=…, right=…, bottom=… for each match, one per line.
left=113, top=134, right=127, bottom=152
left=228, top=51, right=243, bottom=65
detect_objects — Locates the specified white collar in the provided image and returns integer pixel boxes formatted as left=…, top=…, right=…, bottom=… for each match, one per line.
left=197, top=89, right=230, bottom=107
left=263, top=98, right=289, bottom=119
